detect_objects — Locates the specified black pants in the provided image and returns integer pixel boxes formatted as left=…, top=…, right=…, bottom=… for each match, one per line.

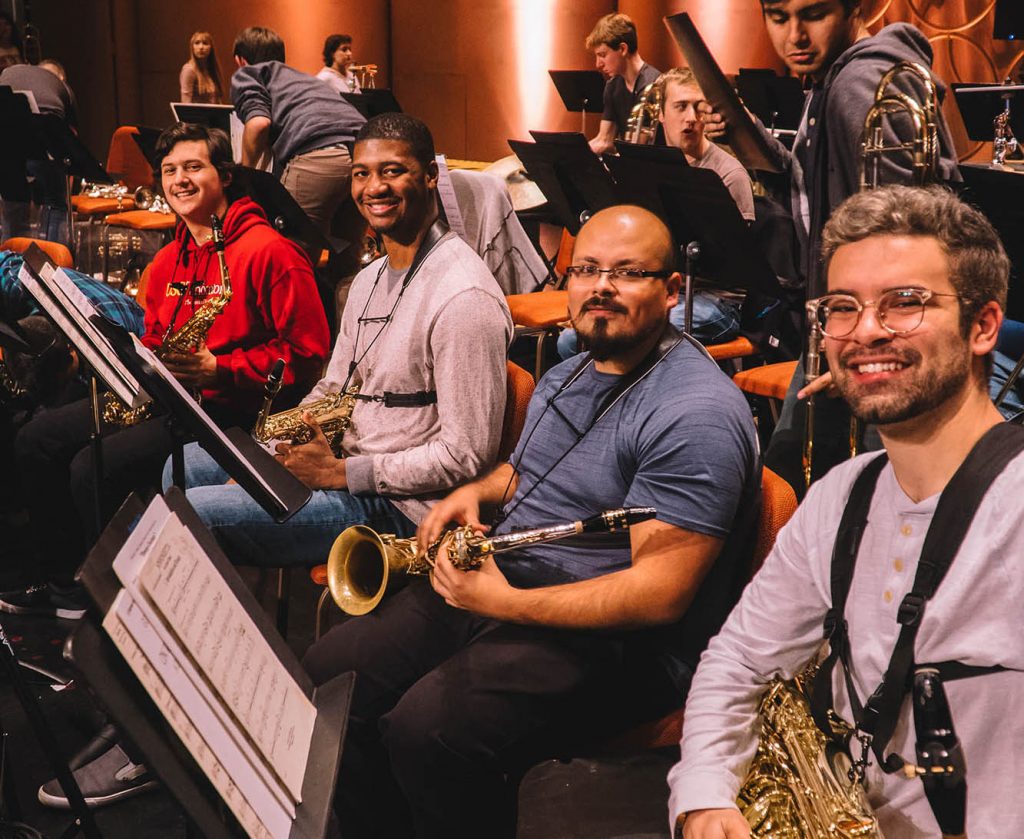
left=302, top=580, right=680, bottom=839
left=14, top=395, right=247, bottom=585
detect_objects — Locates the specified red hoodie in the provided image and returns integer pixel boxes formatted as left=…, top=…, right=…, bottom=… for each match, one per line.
left=143, top=196, right=329, bottom=412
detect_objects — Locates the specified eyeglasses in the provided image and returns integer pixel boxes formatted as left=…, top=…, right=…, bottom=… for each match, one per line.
left=565, top=264, right=671, bottom=284
left=808, top=288, right=964, bottom=339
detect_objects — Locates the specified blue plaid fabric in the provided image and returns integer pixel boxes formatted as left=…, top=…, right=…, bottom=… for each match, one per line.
left=0, top=250, right=145, bottom=336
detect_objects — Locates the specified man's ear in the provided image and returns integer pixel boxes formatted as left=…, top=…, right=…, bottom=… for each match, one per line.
left=665, top=271, right=682, bottom=308
left=234, top=55, right=246, bottom=68
left=425, top=159, right=440, bottom=189
left=971, top=299, right=1002, bottom=357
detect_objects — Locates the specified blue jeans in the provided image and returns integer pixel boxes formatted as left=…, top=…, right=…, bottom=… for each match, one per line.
left=556, top=290, right=741, bottom=360
left=163, top=442, right=416, bottom=568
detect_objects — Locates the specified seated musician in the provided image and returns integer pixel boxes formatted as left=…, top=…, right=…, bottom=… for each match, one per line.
left=586, top=13, right=661, bottom=156
left=669, top=186, right=1022, bottom=837
left=302, top=203, right=761, bottom=838
left=2, top=122, right=329, bottom=620
left=560, top=67, right=753, bottom=358
left=171, top=113, right=512, bottom=569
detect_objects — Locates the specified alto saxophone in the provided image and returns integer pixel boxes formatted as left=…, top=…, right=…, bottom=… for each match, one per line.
left=737, top=662, right=882, bottom=838
left=102, top=214, right=233, bottom=426
left=252, top=383, right=360, bottom=458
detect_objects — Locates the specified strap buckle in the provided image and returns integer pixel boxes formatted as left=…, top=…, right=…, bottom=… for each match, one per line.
left=898, top=593, right=926, bottom=626
left=823, top=609, right=845, bottom=640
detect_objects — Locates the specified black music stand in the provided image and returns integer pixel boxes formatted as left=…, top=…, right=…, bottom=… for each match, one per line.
left=953, top=83, right=1024, bottom=141
left=607, top=142, right=782, bottom=341
left=70, top=489, right=353, bottom=839
left=737, top=69, right=805, bottom=145
left=90, top=314, right=312, bottom=521
left=663, top=13, right=782, bottom=173
left=341, top=89, right=402, bottom=117
left=507, top=132, right=617, bottom=235
left=130, top=125, right=164, bottom=172
left=549, top=70, right=606, bottom=135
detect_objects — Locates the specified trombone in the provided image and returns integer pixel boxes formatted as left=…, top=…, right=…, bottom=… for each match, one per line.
left=801, top=61, right=938, bottom=490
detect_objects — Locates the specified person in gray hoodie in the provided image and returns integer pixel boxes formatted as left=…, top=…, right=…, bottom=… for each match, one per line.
left=704, top=0, right=961, bottom=492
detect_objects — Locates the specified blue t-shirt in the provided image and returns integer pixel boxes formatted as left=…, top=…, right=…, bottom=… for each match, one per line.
left=495, top=336, right=760, bottom=681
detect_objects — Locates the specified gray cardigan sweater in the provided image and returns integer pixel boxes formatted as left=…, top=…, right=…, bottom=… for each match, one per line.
left=303, top=232, right=512, bottom=523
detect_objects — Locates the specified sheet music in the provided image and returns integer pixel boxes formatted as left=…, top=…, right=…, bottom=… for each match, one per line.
left=132, top=336, right=286, bottom=509
left=111, top=508, right=297, bottom=817
left=104, top=595, right=285, bottom=839
left=435, top=154, right=468, bottom=240
left=17, top=261, right=147, bottom=407
left=111, top=497, right=315, bottom=802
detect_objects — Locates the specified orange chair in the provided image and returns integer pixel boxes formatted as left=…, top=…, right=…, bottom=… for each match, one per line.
left=733, top=360, right=799, bottom=424
left=310, top=360, right=537, bottom=639
left=601, top=466, right=798, bottom=752
left=1, top=236, right=74, bottom=268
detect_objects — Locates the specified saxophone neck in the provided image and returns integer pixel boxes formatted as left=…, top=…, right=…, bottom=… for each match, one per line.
left=211, top=213, right=232, bottom=300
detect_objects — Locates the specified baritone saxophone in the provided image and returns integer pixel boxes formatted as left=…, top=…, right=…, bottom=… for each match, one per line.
left=101, top=214, right=233, bottom=426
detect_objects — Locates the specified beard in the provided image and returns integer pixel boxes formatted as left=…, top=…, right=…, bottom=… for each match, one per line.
left=572, top=297, right=652, bottom=361
left=834, top=345, right=972, bottom=425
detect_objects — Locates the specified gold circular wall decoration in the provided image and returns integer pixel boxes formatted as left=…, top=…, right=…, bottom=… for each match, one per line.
left=906, top=0, right=996, bottom=35
left=864, top=0, right=894, bottom=28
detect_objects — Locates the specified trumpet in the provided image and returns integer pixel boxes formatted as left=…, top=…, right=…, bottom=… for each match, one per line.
left=326, top=507, right=657, bottom=615
left=133, top=186, right=172, bottom=214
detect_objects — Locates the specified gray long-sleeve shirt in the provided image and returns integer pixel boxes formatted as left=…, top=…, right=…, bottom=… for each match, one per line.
left=304, top=231, right=512, bottom=524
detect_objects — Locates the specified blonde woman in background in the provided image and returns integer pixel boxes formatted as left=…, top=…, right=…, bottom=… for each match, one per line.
left=179, top=30, right=223, bottom=103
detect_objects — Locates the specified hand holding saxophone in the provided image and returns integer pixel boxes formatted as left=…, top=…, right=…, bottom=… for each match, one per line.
left=679, top=808, right=751, bottom=839
left=430, top=549, right=512, bottom=617
left=274, top=411, right=348, bottom=489
left=416, top=483, right=490, bottom=554
left=161, top=340, right=218, bottom=389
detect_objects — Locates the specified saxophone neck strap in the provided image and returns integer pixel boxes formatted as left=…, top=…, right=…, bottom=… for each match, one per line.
left=812, top=421, right=1024, bottom=775
left=354, top=390, right=437, bottom=408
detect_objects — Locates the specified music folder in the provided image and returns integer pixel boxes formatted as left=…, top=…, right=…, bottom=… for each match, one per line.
left=662, top=13, right=783, bottom=173
left=90, top=314, right=312, bottom=523
left=71, top=489, right=352, bottom=839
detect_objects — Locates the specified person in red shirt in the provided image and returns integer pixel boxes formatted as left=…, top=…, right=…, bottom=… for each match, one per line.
left=4, top=122, right=329, bottom=619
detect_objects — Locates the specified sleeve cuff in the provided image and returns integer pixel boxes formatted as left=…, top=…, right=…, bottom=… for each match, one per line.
left=344, top=455, right=376, bottom=495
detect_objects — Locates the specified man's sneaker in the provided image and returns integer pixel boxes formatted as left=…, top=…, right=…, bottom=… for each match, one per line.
left=38, top=743, right=158, bottom=809
left=0, top=582, right=88, bottom=620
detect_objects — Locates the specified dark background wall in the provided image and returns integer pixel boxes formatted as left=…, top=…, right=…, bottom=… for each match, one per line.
left=10, top=0, right=1023, bottom=167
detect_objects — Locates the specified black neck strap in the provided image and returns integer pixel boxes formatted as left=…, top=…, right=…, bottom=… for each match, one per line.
left=811, top=421, right=1024, bottom=774
left=345, top=218, right=450, bottom=390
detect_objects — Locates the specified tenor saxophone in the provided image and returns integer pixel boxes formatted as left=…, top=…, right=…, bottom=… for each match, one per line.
left=102, top=214, right=233, bottom=426
left=737, top=663, right=882, bottom=838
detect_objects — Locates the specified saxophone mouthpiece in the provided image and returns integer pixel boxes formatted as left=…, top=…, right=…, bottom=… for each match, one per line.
left=580, top=507, right=657, bottom=533
left=211, top=215, right=225, bottom=251
left=266, top=358, right=286, bottom=398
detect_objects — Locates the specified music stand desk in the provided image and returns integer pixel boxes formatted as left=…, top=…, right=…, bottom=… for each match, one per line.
left=607, top=142, right=781, bottom=299
left=72, top=490, right=353, bottom=839
left=548, top=70, right=606, bottom=134
left=952, top=83, right=1024, bottom=142
left=508, top=131, right=617, bottom=235
left=341, top=89, right=402, bottom=117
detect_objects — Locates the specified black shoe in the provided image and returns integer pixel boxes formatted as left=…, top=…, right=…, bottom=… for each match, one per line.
left=0, top=582, right=88, bottom=620
left=38, top=743, right=157, bottom=810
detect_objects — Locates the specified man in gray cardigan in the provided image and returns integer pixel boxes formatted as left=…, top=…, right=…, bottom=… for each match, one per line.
left=173, top=113, right=512, bottom=569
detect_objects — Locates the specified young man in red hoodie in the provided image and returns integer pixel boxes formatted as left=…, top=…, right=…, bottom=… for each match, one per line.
left=4, top=122, right=330, bottom=620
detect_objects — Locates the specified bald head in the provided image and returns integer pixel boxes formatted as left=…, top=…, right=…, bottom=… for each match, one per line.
left=574, top=205, right=676, bottom=271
